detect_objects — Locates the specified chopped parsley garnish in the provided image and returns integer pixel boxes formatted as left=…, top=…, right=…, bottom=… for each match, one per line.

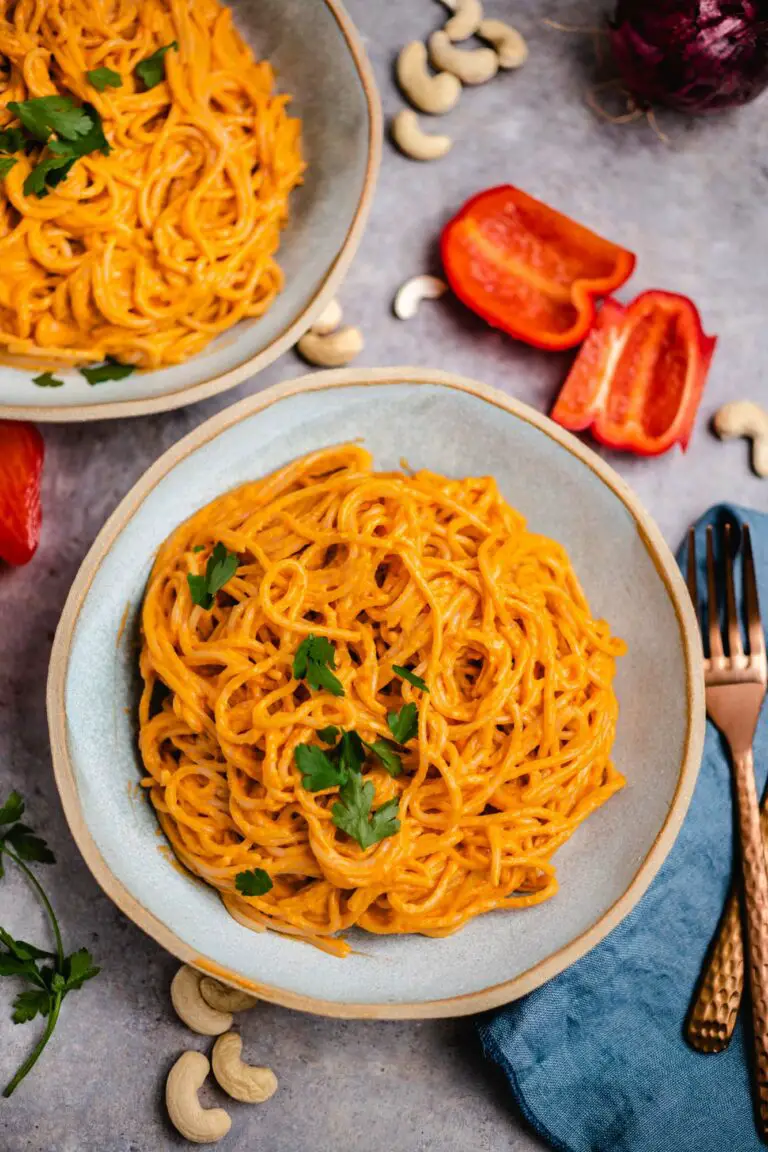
left=5, top=97, right=110, bottom=198
left=135, top=42, right=178, bottom=89
left=7, top=97, right=93, bottom=144
left=292, top=634, right=344, bottom=697
left=87, top=67, right=122, bottom=92
left=365, top=739, right=403, bottom=778
left=0, top=157, right=16, bottom=180
left=234, top=869, right=273, bottom=897
left=187, top=542, right=239, bottom=610
left=331, top=774, right=400, bottom=850
left=0, top=127, right=25, bottom=153
left=32, top=372, right=64, bottom=388
left=317, top=725, right=339, bottom=744
left=295, top=744, right=347, bottom=792
left=392, top=665, right=429, bottom=692
left=387, top=702, right=419, bottom=745
left=79, top=357, right=136, bottom=385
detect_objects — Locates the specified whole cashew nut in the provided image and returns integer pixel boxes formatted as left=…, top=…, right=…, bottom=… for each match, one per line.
left=212, top=1032, right=279, bottom=1104
left=396, top=41, right=461, bottom=114
left=199, top=976, right=259, bottom=1014
left=310, top=297, right=343, bottom=336
left=297, top=326, right=364, bottom=367
left=477, top=19, right=528, bottom=69
left=394, top=275, right=448, bottom=320
left=391, top=109, right=452, bottom=161
left=166, top=1051, right=232, bottom=1144
left=428, top=30, right=499, bottom=85
left=171, top=965, right=233, bottom=1036
left=441, top=0, right=483, bottom=41
left=714, top=401, right=768, bottom=477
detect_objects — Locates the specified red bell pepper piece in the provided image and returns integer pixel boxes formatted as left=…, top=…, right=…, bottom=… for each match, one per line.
left=440, top=185, right=636, bottom=351
left=0, top=421, right=44, bottom=566
left=550, top=290, right=717, bottom=456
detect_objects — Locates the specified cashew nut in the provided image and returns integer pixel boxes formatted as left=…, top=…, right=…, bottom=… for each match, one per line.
left=166, top=1051, right=232, bottom=1144
left=391, top=109, right=452, bottom=161
left=212, top=1032, right=278, bottom=1104
left=171, top=965, right=233, bottom=1036
left=440, top=0, right=483, bottom=41
left=310, top=297, right=343, bottom=336
left=714, top=401, right=768, bottom=478
left=477, top=19, right=528, bottom=68
left=297, top=325, right=363, bottom=367
left=428, top=30, right=499, bottom=85
left=396, top=41, right=461, bottom=114
left=394, top=275, right=449, bottom=320
left=199, top=976, right=259, bottom=1014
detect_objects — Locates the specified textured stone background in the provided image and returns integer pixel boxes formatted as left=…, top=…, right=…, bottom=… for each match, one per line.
left=1, top=1, right=767, bottom=1149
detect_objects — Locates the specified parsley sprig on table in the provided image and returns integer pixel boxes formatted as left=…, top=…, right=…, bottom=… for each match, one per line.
left=0, top=791, right=100, bottom=1097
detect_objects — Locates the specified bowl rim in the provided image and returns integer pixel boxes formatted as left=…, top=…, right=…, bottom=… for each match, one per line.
left=0, top=0, right=381, bottom=425
left=47, top=367, right=706, bottom=1018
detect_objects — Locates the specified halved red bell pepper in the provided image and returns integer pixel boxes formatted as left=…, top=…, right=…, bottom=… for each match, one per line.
left=550, top=290, right=717, bottom=456
left=440, top=185, right=636, bottom=350
left=0, top=421, right=44, bottom=565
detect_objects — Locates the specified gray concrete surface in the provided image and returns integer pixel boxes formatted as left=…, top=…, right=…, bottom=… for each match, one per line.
left=2, top=1, right=767, bottom=1149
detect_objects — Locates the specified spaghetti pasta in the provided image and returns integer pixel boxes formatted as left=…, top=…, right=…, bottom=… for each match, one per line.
left=0, top=0, right=303, bottom=367
left=139, top=446, right=626, bottom=956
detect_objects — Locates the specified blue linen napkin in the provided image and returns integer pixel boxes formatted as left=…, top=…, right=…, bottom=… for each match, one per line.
left=478, top=504, right=768, bottom=1152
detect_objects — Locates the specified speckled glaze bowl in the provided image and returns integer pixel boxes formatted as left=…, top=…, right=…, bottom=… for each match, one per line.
left=47, top=368, right=705, bottom=1018
left=0, top=0, right=380, bottom=423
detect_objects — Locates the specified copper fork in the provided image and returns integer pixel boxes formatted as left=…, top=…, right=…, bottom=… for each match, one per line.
left=684, top=522, right=768, bottom=1129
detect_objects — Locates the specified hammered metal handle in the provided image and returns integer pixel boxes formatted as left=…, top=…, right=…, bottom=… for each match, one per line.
left=688, top=803, right=768, bottom=1054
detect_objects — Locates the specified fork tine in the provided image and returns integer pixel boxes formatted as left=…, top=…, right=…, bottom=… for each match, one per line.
left=743, top=523, right=766, bottom=658
left=723, top=522, right=744, bottom=657
left=706, top=526, right=725, bottom=658
left=687, top=528, right=700, bottom=627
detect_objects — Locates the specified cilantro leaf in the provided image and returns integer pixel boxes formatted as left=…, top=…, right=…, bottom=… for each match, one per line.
left=0, top=792, right=24, bottom=825
left=331, top=773, right=400, bottom=850
left=293, top=634, right=344, bottom=697
left=366, top=739, right=403, bottom=778
left=295, top=743, right=346, bottom=792
left=0, top=127, right=24, bottom=153
left=7, top=96, right=93, bottom=143
left=387, top=702, right=419, bottom=745
left=135, top=41, right=178, bottom=89
left=32, top=371, right=64, bottom=388
left=317, top=725, right=339, bottom=744
left=187, top=542, right=239, bottom=610
left=12, top=989, right=50, bottom=1025
left=0, top=157, right=16, bottom=179
left=63, top=948, right=100, bottom=991
left=234, top=869, right=273, bottom=897
left=23, top=153, right=74, bottom=198
left=5, top=825, right=55, bottom=865
left=78, top=356, right=136, bottom=385
left=87, top=67, right=122, bottom=92
left=392, top=665, right=429, bottom=693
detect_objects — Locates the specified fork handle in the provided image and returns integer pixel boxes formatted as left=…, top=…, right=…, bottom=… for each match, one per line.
left=687, top=804, right=768, bottom=1053
left=733, top=748, right=768, bottom=1136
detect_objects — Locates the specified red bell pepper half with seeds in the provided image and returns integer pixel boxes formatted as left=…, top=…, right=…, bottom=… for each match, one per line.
left=0, top=421, right=44, bottom=565
left=441, top=185, right=636, bottom=351
left=551, top=290, right=717, bottom=456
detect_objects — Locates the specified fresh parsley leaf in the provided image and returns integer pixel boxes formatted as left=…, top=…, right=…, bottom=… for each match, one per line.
left=7, top=96, right=93, bottom=143
left=317, top=725, right=339, bottom=744
left=392, top=665, right=429, bottom=692
left=5, top=825, right=55, bottom=865
left=87, top=67, right=122, bottom=91
left=0, top=929, right=54, bottom=963
left=293, top=634, right=344, bottom=697
left=234, top=869, right=273, bottom=897
left=0, top=955, right=39, bottom=978
left=135, top=41, right=178, bottom=88
left=366, top=739, right=403, bottom=778
left=386, top=702, right=419, bottom=745
left=32, top=371, right=64, bottom=388
left=0, top=127, right=24, bottom=153
left=187, top=542, right=239, bottom=610
left=11, top=989, right=50, bottom=1025
left=295, top=743, right=346, bottom=792
left=0, top=156, right=16, bottom=179
left=0, top=792, right=24, bottom=825
left=337, top=730, right=365, bottom=775
left=79, top=357, right=136, bottom=385
left=331, top=773, right=400, bottom=850
left=23, top=152, right=74, bottom=198
left=56, top=103, right=110, bottom=158
left=63, top=948, right=100, bottom=991
left=192, top=544, right=205, bottom=553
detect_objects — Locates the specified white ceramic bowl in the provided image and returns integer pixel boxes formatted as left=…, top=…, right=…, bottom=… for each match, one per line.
left=0, top=0, right=379, bottom=423
left=47, top=368, right=705, bottom=1017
